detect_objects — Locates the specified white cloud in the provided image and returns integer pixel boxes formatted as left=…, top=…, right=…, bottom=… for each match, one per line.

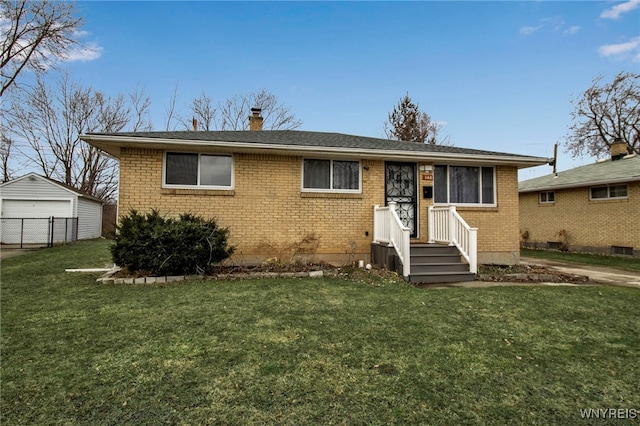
left=599, top=36, right=640, bottom=62
left=520, top=25, right=543, bottom=36
left=600, top=0, right=640, bottom=19
left=520, top=17, right=579, bottom=37
left=62, top=43, right=103, bottom=62
left=563, top=26, right=581, bottom=35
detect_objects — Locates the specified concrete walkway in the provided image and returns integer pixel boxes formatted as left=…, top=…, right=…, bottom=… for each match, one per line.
left=0, top=247, right=41, bottom=260
left=520, top=256, right=640, bottom=289
left=428, top=257, right=640, bottom=289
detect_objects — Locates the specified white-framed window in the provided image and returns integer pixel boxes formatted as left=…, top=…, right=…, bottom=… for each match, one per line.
left=302, top=159, right=361, bottom=192
left=590, top=184, right=628, bottom=200
left=434, top=165, right=495, bottom=206
left=539, top=191, right=555, bottom=203
left=163, top=152, right=233, bottom=189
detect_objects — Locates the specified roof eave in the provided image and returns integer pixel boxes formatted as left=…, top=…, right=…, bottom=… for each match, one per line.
left=519, top=176, right=640, bottom=192
left=80, top=135, right=551, bottom=169
left=0, top=172, right=104, bottom=202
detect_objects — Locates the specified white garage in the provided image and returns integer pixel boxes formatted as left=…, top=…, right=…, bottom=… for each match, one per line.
left=0, top=173, right=103, bottom=245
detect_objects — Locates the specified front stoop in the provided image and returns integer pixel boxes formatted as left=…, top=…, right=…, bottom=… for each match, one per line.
left=409, top=244, right=476, bottom=284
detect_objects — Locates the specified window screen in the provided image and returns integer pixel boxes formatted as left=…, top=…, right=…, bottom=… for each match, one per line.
left=166, top=153, right=198, bottom=185
left=303, top=159, right=331, bottom=189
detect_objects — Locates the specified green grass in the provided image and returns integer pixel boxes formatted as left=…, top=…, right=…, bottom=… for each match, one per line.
left=2, top=240, right=639, bottom=425
left=522, top=248, right=640, bottom=272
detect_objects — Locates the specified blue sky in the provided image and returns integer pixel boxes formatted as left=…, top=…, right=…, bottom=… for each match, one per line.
left=34, top=1, right=640, bottom=179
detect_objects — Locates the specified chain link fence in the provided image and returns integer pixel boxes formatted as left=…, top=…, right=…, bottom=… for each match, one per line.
left=0, top=217, right=79, bottom=248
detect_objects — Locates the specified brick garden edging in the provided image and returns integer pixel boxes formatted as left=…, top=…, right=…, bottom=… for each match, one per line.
left=97, top=269, right=326, bottom=284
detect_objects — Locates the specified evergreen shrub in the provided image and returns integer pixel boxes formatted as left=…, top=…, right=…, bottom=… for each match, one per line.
left=111, top=210, right=234, bottom=276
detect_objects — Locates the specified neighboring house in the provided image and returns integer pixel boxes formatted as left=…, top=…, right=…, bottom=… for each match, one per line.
left=0, top=173, right=103, bottom=245
left=519, top=141, right=640, bottom=257
left=81, top=110, right=549, bottom=282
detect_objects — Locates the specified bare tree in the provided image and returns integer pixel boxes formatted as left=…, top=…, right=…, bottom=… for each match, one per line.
left=384, top=93, right=444, bottom=144
left=565, top=72, right=639, bottom=158
left=190, top=91, right=215, bottom=131
left=164, top=82, right=180, bottom=131
left=128, top=85, right=153, bottom=132
left=0, top=124, right=12, bottom=182
left=6, top=71, right=151, bottom=200
left=252, top=89, right=302, bottom=130
left=217, top=88, right=302, bottom=130
left=217, top=92, right=249, bottom=131
left=0, top=0, right=92, bottom=97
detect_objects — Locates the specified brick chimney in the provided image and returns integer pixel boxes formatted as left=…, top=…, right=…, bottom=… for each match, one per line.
left=610, top=137, right=628, bottom=161
left=249, top=108, right=263, bottom=131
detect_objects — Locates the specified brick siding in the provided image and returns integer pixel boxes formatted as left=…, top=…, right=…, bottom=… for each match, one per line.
left=119, top=148, right=521, bottom=264
left=519, top=181, right=640, bottom=255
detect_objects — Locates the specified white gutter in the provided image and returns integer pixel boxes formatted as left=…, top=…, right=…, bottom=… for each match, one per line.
left=81, top=134, right=552, bottom=168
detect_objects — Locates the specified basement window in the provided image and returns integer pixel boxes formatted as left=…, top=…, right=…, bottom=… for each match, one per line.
left=539, top=191, right=555, bottom=204
left=590, top=184, right=628, bottom=200
left=164, top=152, right=233, bottom=189
left=547, top=241, right=561, bottom=250
left=611, top=246, right=634, bottom=256
left=302, top=159, right=361, bottom=192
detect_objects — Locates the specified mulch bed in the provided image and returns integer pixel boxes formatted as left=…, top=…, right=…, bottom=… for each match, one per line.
left=478, top=264, right=590, bottom=284
left=106, top=262, right=590, bottom=286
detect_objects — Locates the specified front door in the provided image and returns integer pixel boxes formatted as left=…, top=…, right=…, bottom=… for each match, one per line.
left=385, top=162, right=417, bottom=237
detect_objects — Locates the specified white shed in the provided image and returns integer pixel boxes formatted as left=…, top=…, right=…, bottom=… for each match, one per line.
left=0, top=173, right=103, bottom=245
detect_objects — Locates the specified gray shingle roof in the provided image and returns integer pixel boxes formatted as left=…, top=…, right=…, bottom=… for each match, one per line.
left=85, top=130, right=548, bottom=164
left=518, top=154, right=640, bottom=192
left=0, top=172, right=104, bottom=203
left=89, top=130, right=543, bottom=157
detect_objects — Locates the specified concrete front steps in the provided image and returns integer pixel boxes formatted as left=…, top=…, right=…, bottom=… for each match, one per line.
left=409, top=244, right=476, bottom=284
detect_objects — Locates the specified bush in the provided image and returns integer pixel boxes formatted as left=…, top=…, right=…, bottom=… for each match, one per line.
left=110, top=210, right=234, bottom=276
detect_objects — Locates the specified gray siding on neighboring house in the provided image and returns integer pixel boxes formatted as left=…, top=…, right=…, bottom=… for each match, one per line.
left=76, top=197, right=103, bottom=239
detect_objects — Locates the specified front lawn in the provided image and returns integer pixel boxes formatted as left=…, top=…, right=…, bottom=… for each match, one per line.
left=2, top=240, right=639, bottom=425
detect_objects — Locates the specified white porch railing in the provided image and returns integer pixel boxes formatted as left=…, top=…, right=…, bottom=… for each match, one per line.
left=373, top=202, right=411, bottom=278
left=428, top=205, right=478, bottom=274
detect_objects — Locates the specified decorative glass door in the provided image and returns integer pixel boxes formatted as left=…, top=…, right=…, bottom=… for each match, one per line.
left=385, top=162, right=417, bottom=237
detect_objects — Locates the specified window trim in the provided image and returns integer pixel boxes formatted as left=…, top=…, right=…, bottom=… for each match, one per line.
left=301, top=158, right=362, bottom=193
left=433, top=165, right=497, bottom=207
left=162, top=152, right=234, bottom=189
left=589, top=184, right=628, bottom=201
left=539, top=191, right=555, bottom=204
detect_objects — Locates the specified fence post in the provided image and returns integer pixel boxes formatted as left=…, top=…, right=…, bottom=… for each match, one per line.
left=49, top=217, right=54, bottom=247
left=20, top=218, right=24, bottom=249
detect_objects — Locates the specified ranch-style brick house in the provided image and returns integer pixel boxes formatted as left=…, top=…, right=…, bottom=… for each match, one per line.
left=81, top=110, right=550, bottom=283
left=519, top=140, right=640, bottom=257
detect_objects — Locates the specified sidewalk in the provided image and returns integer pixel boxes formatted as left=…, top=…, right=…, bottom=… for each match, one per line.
left=0, top=248, right=40, bottom=260
left=520, top=256, right=640, bottom=289
left=428, top=257, right=640, bottom=289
